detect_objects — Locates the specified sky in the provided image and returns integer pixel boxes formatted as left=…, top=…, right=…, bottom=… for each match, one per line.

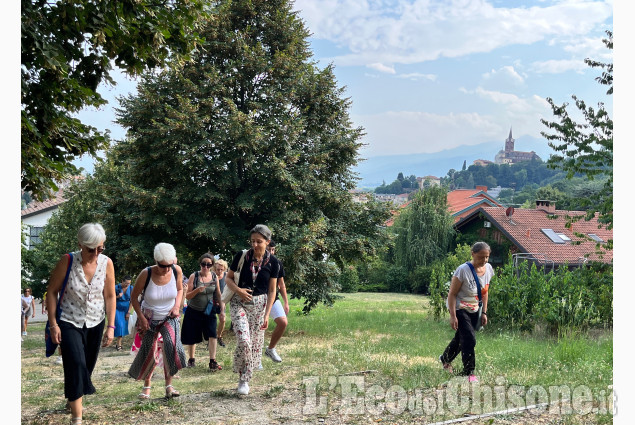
left=11, top=3, right=633, bottom=422
left=75, top=0, right=614, bottom=167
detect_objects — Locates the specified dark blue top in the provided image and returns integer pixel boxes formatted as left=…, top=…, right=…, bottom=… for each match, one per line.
left=115, top=284, right=132, bottom=311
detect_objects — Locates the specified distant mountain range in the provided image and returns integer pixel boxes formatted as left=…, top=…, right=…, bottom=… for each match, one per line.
left=353, top=136, right=556, bottom=189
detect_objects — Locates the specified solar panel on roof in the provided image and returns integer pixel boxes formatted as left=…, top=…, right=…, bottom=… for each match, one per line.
left=541, top=228, right=566, bottom=244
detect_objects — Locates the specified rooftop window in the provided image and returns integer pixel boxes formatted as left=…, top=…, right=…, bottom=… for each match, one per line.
left=587, top=233, right=604, bottom=243
left=541, top=228, right=566, bottom=244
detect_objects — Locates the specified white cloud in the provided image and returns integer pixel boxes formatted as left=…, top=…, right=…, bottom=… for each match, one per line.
left=354, top=86, right=553, bottom=156
left=396, top=73, right=437, bottom=81
left=293, top=0, right=612, bottom=66
left=529, top=58, right=588, bottom=74
left=562, top=35, right=611, bottom=59
left=482, top=65, right=525, bottom=84
left=354, top=110, right=502, bottom=156
left=367, top=62, right=396, bottom=74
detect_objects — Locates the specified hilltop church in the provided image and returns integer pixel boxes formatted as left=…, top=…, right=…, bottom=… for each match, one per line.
left=494, top=128, right=541, bottom=164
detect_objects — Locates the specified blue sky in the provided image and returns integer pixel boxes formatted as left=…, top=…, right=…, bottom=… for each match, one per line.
left=292, top=0, right=613, bottom=158
left=75, top=0, right=614, bottom=169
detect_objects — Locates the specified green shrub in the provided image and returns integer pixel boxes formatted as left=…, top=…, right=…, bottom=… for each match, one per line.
left=408, top=265, right=431, bottom=294
left=387, top=264, right=409, bottom=292
left=338, top=265, right=360, bottom=293
left=489, top=258, right=612, bottom=333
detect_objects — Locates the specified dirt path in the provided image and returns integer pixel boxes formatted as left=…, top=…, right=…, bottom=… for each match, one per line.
left=23, top=348, right=606, bottom=425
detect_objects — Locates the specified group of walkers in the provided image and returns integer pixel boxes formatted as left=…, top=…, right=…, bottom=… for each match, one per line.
left=43, top=222, right=290, bottom=425
left=37, top=221, right=492, bottom=425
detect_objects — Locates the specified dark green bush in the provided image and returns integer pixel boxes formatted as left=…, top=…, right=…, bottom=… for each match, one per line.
left=338, top=265, right=360, bottom=293
left=489, top=259, right=612, bottom=333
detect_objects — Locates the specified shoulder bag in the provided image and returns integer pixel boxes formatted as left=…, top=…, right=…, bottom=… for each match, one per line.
left=221, top=250, right=247, bottom=304
left=465, top=262, right=484, bottom=331
left=44, top=253, right=73, bottom=357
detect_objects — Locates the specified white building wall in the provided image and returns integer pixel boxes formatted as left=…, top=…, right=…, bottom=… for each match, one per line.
left=22, top=210, right=56, bottom=249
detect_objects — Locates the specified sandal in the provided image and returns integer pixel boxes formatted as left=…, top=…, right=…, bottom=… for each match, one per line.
left=165, top=384, right=180, bottom=399
left=138, top=386, right=151, bottom=399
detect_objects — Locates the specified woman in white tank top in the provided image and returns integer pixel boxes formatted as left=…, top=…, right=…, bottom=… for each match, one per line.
left=128, top=243, right=186, bottom=400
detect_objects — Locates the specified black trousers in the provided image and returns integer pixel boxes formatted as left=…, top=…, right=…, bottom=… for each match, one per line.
left=59, top=319, right=105, bottom=401
left=441, top=309, right=480, bottom=376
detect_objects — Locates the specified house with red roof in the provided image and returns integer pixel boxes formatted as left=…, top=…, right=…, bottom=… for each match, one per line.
left=21, top=177, right=82, bottom=249
left=21, top=189, right=67, bottom=249
left=447, top=185, right=503, bottom=223
left=454, top=200, right=612, bottom=268
left=384, top=185, right=504, bottom=227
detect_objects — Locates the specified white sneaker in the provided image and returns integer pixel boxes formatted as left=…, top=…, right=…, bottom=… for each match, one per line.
left=257, top=363, right=263, bottom=371
left=237, top=380, right=250, bottom=395
left=55, top=356, right=63, bottom=365
left=265, top=347, right=282, bottom=362
left=22, top=331, right=27, bottom=336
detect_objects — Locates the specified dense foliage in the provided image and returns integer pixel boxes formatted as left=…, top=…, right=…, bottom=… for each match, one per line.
left=441, top=158, right=560, bottom=192
left=21, top=0, right=205, bottom=199
left=374, top=173, right=418, bottom=194
left=392, top=187, right=455, bottom=271
left=540, top=31, right=613, bottom=231
left=25, top=0, right=391, bottom=313
left=489, top=260, right=612, bottom=333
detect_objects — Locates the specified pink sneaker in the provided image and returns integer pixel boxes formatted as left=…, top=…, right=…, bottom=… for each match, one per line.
left=468, top=375, right=479, bottom=383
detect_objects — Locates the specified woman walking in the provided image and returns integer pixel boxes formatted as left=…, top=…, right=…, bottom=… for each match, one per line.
left=214, top=259, right=228, bottom=347
left=225, top=224, right=279, bottom=395
left=21, top=288, right=36, bottom=336
left=128, top=243, right=186, bottom=400
left=181, top=253, right=222, bottom=370
left=45, top=223, right=116, bottom=425
left=439, top=241, right=493, bottom=383
left=114, top=276, right=133, bottom=351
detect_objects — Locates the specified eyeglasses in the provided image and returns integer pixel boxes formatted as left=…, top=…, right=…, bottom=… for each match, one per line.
left=200, top=262, right=213, bottom=268
left=86, top=246, right=105, bottom=254
left=157, top=262, right=173, bottom=268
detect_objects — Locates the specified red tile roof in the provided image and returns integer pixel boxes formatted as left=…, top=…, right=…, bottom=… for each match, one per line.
left=384, top=200, right=412, bottom=226
left=21, top=189, right=67, bottom=218
left=385, top=188, right=504, bottom=227
left=475, top=207, right=612, bottom=264
left=447, top=189, right=503, bottom=222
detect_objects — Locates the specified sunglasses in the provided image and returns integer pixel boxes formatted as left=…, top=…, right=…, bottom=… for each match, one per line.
left=86, top=246, right=105, bottom=254
left=200, top=262, right=213, bottom=268
left=157, top=262, right=173, bottom=268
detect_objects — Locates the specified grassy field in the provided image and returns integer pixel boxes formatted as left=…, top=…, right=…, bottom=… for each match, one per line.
left=20, top=293, right=613, bottom=424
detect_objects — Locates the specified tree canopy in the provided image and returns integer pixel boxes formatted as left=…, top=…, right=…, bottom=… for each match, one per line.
left=21, top=0, right=205, bottom=200
left=392, top=186, right=455, bottom=271
left=540, top=30, right=613, bottom=231
left=25, top=0, right=390, bottom=312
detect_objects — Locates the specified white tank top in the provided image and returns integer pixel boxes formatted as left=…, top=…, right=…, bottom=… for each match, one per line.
left=141, top=271, right=177, bottom=321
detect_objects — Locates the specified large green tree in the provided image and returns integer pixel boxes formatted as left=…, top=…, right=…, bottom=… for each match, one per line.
left=392, top=186, right=455, bottom=271
left=541, top=31, right=613, bottom=231
left=21, top=0, right=205, bottom=200
left=88, top=0, right=391, bottom=312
